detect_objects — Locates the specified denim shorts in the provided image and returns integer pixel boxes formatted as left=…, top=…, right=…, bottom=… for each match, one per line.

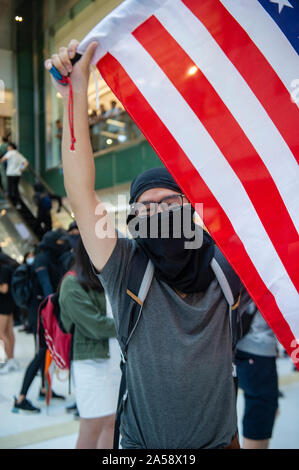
left=235, top=350, right=279, bottom=440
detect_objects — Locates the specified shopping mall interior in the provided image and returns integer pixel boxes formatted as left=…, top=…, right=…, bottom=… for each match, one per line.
left=0, top=0, right=298, bottom=451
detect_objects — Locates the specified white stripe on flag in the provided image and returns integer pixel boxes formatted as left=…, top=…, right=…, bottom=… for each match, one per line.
left=78, top=0, right=167, bottom=65
left=220, top=0, right=299, bottom=108
left=109, top=34, right=299, bottom=336
left=155, top=0, right=299, bottom=233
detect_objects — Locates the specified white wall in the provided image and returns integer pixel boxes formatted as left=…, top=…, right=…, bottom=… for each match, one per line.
left=54, top=0, right=123, bottom=49
left=53, top=0, right=124, bottom=110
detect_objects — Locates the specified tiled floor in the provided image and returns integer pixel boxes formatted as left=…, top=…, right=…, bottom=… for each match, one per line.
left=0, top=327, right=298, bottom=449
left=0, top=328, right=79, bottom=449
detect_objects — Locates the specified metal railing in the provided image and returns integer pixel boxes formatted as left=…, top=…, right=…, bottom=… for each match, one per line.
left=89, top=109, right=144, bottom=154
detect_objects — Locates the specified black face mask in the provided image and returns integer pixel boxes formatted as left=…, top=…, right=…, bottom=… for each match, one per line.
left=68, top=234, right=80, bottom=251
left=128, top=206, right=215, bottom=294
left=53, top=239, right=71, bottom=257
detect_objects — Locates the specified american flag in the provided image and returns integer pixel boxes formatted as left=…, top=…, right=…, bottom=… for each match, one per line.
left=78, top=0, right=299, bottom=368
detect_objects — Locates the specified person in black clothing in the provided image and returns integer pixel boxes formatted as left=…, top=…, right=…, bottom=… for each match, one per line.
left=0, top=261, right=19, bottom=374
left=13, top=251, right=43, bottom=335
left=0, top=136, right=10, bottom=190
left=12, top=228, right=72, bottom=413
left=0, top=248, right=22, bottom=327
left=33, top=183, right=62, bottom=235
left=67, top=221, right=80, bottom=251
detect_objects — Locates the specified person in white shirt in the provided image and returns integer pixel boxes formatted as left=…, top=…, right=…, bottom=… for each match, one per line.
left=0, top=143, right=28, bottom=207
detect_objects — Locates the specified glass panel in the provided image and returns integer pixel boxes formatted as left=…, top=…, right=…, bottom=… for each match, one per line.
left=89, top=107, right=143, bottom=153
left=0, top=192, right=38, bottom=263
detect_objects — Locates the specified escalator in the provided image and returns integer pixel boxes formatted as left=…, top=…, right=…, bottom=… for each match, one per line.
left=0, top=189, right=38, bottom=263
left=0, top=165, right=73, bottom=261
left=18, top=166, right=74, bottom=235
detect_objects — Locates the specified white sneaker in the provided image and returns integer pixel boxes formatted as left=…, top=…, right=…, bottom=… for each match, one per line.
left=0, top=359, right=19, bottom=374
left=11, top=359, right=20, bottom=371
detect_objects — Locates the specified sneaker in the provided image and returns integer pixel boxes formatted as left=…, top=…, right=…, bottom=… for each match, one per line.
left=12, top=397, right=41, bottom=414
left=11, top=359, right=20, bottom=370
left=0, top=359, right=19, bottom=375
left=38, top=389, right=66, bottom=401
left=65, top=402, right=78, bottom=414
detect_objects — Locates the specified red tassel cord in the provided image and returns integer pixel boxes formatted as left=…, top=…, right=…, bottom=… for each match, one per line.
left=60, top=76, right=76, bottom=151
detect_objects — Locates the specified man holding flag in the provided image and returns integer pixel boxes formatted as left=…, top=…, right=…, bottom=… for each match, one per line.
left=44, top=0, right=298, bottom=449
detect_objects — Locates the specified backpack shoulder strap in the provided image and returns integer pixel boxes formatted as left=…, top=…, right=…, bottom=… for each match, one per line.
left=114, top=247, right=154, bottom=449
left=210, top=245, right=241, bottom=308
left=210, top=245, right=242, bottom=380
left=118, top=246, right=154, bottom=361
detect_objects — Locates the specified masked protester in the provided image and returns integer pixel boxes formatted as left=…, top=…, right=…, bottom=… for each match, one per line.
left=12, top=229, right=72, bottom=413
left=67, top=221, right=80, bottom=251
left=83, top=169, right=251, bottom=449
left=33, top=183, right=62, bottom=236
left=46, top=40, right=254, bottom=449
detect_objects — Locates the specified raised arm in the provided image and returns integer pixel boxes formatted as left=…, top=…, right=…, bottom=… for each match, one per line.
left=44, top=40, right=117, bottom=272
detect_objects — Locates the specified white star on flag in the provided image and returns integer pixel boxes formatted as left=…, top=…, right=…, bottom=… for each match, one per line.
left=270, top=0, right=294, bottom=14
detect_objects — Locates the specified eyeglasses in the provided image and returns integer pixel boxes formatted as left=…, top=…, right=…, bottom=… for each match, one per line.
left=130, top=194, right=187, bottom=218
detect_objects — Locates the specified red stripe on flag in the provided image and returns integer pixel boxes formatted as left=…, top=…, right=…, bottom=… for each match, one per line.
left=182, top=0, right=299, bottom=165
left=133, top=15, right=299, bottom=292
left=97, top=52, right=298, bottom=369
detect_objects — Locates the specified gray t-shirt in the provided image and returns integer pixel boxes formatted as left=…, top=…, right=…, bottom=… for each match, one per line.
left=98, top=233, right=237, bottom=449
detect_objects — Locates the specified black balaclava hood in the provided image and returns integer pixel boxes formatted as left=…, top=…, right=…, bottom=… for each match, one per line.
left=128, top=167, right=215, bottom=294
left=39, top=228, right=71, bottom=258
left=34, top=182, right=45, bottom=193
left=129, top=167, right=181, bottom=204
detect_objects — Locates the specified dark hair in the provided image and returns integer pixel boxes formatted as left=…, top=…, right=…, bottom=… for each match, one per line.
left=23, top=251, right=34, bottom=262
left=8, top=142, right=17, bottom=150
left=73, top=237, right=104, bottom=293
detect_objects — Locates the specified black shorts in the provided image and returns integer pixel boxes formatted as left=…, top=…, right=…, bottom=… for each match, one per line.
left=235, top=350, right=279, bottom=440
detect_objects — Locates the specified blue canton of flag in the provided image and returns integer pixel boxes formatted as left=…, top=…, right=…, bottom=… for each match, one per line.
left=258, top=0, right=299, bottom=53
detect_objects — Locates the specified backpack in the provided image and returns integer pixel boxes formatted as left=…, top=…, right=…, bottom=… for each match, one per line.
left=11, top=264, right=34, bottom=309
left=40, top=194, right=52, bottom=211
left=113, top=245, right=253, bottom=449
left=35, top=193, right=52, bottom=211
left=37, top=270, right=76, bottom=370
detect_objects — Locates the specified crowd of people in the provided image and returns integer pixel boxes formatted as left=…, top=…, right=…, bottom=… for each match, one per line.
left=0, top=221, right=121, bottom=449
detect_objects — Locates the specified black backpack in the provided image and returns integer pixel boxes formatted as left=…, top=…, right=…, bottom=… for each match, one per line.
left=11, top=264, right=34, bottom=310
left=113, top=245, right=254, bottom=449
